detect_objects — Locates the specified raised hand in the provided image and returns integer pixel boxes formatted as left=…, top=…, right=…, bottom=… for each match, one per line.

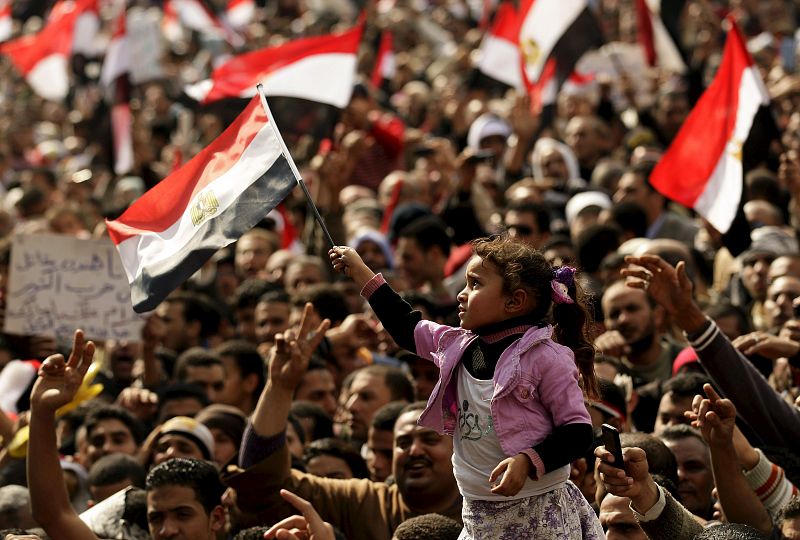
left=687, top=383, right=736, bottom=449
left=595, top=446, right=659, bottom=514
left=268, top=303, right=330, bottom=393
left=622, top=255, right=706, bottom=333
left=264, top=489, right=335, bottom=540
left=328, top=246, right=376, bottom=289
left=30, top=330, right=95, bottom=414
left=732, top=331, right=799, bottom=360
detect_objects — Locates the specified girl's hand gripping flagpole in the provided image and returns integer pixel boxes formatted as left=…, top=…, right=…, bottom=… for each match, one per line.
left=256, top=84, right=337, bottom=248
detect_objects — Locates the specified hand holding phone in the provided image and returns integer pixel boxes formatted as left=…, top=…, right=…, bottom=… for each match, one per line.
left=602, top=424, right=625, bottom=469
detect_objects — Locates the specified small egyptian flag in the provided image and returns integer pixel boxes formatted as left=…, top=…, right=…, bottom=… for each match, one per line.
left=107, top=96, right=296, bottom=313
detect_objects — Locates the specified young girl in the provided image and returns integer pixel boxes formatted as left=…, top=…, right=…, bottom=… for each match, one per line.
left=330, top=236, right=604, bottom=539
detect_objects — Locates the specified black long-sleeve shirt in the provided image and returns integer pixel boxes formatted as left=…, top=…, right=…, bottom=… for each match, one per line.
left=365, top=279, right=592, bottom=476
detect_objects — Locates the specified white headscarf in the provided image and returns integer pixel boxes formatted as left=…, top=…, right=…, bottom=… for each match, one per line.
left=530, top=137, right=580, bottom=182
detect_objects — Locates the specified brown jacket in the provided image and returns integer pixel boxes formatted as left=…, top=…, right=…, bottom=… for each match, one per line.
left=224, top=442, right=462, bottom=540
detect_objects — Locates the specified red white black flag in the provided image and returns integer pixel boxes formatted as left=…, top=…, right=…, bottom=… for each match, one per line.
left=477, top=2, right=524, bottom=90
left=634, top=0, right=686, bottom=73
left=107, top=96, right=296, bottom=313
left=185, top=23, right=362, bottom=107
left=650, top=21, right=772, bottom=234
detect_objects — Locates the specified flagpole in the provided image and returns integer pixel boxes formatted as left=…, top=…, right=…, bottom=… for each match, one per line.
left=256, top=84, right=337, bottom=249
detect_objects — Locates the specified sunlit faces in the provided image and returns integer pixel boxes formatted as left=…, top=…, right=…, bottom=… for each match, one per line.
left=456, top=257, right=513, bottom=331
left=83, top=419, right=138, bottom=468
left=392, top=411, right=457, bottom=503
left=345, top=372, right=393, bottom=442
left=147, top=485, right=224, bottom=540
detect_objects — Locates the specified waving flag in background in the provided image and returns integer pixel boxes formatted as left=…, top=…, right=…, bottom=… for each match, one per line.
left=650, top=20, right=773, bottom=235
left=107, top=96, right=296, bottom=313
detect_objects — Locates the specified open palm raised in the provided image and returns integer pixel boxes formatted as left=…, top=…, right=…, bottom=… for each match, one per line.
left=30, top=330, right=95, bottom=413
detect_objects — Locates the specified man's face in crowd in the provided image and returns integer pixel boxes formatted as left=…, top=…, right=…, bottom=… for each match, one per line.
left=741, top=253, right=775, bottom=301
left=183, top=364, right=225, bottom=404
left=395, top=237, right=432, bottom=289
left=366, top=426, right=394, bottom=482
left=764, top=276, right=800, bottom=329
left=235, top=306, right=257, bottom=344
left=345, top=371, right=393, bottom=442
left=107, top=340, right=138, bottom=383
left=296, top=368, right=338, bottom=418
left=147, top=485, right=224, bottom=540
left=254, top=301, right=290, bottom=347
left=84, top=419, right=138, bottom=468
left=284, top=263, right=325, bottom=294
left=599, top=494, right=648, bottom=540
left=306, top=454, right=353, bottom=480
left=663, top=436, right=714, bottom=518
left=602, top=282, right=660, bottom=358
left=653, top=392, right=693, bottom=434
left=539, top=147, right=570, bottom=183
left=157, top=301, right=192, bottom=353
left=357, top=239, right=391, bottom=271
left=613, top=172, right=650, bottom=209
left=217, top=355, right=250, bottom=410
left=235, top=235, right=272, bottom=279
left=153, top=434, right=206, bottom=466
left=565, top=117, right=602, bottom=164
left=392, top=411, right=457, bottom=502
left=504, top=210, right=545, bottom=248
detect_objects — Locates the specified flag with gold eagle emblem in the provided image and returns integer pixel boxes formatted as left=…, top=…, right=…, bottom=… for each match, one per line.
left=517, top=0, right=603, bottom=110
left=106, top=95, right=295, bottom=313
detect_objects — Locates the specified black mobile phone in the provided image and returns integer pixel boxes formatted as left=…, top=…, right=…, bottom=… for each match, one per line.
left=602, top=424, right=625, bottom=469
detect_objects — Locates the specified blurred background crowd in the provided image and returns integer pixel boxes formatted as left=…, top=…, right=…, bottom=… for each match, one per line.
left=0, top=0, right=799, bottom=539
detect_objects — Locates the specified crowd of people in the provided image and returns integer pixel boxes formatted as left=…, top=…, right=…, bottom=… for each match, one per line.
left=0, top=0, right=799, bottom=539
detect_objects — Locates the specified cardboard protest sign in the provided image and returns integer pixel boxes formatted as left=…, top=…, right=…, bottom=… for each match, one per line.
left=5, top=234, right=143, bottom=341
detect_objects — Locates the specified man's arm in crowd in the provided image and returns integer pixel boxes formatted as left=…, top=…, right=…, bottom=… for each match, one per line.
left=28, top=330, right=98, bottom=540
left=623, top=255, right=800, bottom=448
left=690, top=384, right=773, bottom=535
left=231, top=304, right=330, bottom=512
left=596, top=446, right=702, bottom=540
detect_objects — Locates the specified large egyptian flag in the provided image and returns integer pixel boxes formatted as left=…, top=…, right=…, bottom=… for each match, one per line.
left=107, top=95, right=296, bottom=313
left=0, top=0, right=97, bottom=100
left=100, top=8, right=134, bottom=176
left=477, top=2, right=524, bottom=90
left=650, top=21, right=772, bottom=235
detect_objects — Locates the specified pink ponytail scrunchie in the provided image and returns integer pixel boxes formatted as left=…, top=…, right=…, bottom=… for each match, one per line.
left=551, top=266, right=576, bottom=305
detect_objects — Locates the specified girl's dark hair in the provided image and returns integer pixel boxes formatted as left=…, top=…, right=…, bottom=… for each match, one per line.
left=472, top=236, right=598, bottom=398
